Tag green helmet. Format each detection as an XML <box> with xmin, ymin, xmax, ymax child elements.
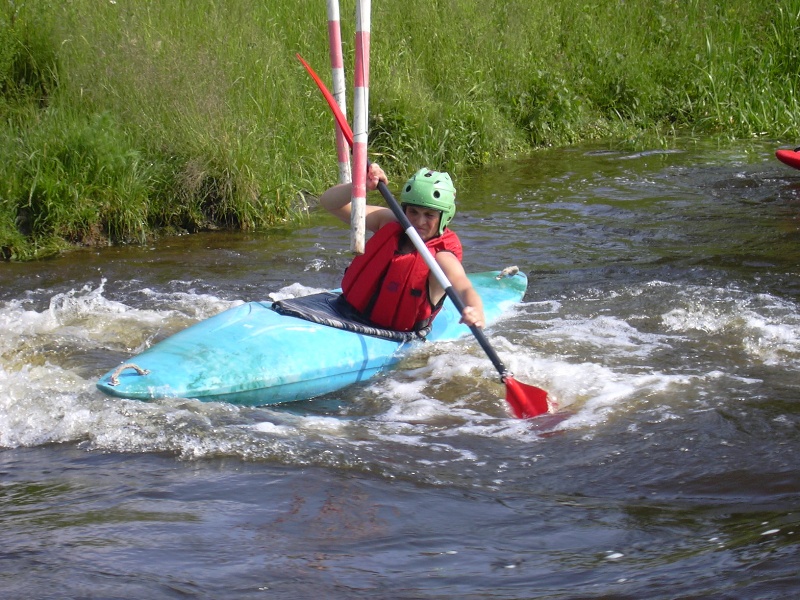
<box><xmin>400</xmin><ymin>168</ymin><xmax>457</xmax><ymax>236</ymax></box>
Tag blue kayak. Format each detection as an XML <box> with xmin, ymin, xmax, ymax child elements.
<box><xmin>96</xmin><ymin>269</ymin><xmax>527</xmax><ymax>406</ymax></box>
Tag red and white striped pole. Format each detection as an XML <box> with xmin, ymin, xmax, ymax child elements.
<box><xmin>350</xmin><ymin>0</ymin><xmax>370</xmax><ymax>254</ymax></box>
<box><xmin>326</xmin><ymin>0</ymin><xmax>350</xmax><ymax>184</ymax></box>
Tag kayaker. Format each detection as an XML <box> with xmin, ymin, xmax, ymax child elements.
<box><xmin>320</xmin><ymin>163</ymin><xmax>485</xmax><ymax>334</ymax></box>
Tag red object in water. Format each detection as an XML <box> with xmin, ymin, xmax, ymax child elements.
<box><xmin>776</xmin><ymin>149</ymin><xmax>800</xmax><ymax>171</ymax></box>
<box><xmin>505</xmin><ymin>376</ymin><xmax>550</xmax><ymax>419</ymax></box>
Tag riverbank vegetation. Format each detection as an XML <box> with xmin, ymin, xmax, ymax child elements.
<box><xmin>1</xmin><ymin>0</ymin><xmax>798</xmax><ymax>259</ymax></box>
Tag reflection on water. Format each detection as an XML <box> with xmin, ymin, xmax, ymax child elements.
<box><xmin>0</xmin><ymin>139</ymin><xmax>798</xmax><ymax>598</ymax></box>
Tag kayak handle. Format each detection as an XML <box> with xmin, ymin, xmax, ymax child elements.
<box><xmin>108</xmin><ymin>363</ymin><xmax>150</xmax><ymax>386</ymax></box>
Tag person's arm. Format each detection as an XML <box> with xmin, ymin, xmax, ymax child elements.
<box><xmin>319</xmin><ymin>163</ymin><xmax>395</xmax><ymax>233</ymax></box>
<box><xmin>435</xmin><ymin>252</ymin><xmax>485</xmax><ymax>328</ymax></box>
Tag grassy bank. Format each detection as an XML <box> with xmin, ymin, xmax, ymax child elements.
<box><xmin>1</xmin><ymin>0</ymin><xmax>798</xmax><ymax>260</ymax></box>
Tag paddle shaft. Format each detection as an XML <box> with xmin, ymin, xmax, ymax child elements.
<box><xmin>375</xmin><ymin>180</ymin><xmax>511</xmax><ymax>379</ymax></box>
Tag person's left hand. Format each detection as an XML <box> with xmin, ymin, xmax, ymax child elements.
<box><xmin>460</xmin><ymin>305</ymin><xmax>484</xmax><ymax>328</ymax></box>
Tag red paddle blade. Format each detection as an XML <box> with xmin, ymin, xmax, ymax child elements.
<box><xmin>505</xmin><ymin>376</ymin><xmax>549</xmax><ymax>419</ymax></box>
<box><xmin>296</xmin><ymin>53</ymin><xmax>354</xmax><ymax>147</ymax></box>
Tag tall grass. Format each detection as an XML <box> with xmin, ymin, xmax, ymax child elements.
<box><xmin>1</xmin><ymin>0</ymin><xmax>798</xmax><ymax>259</ymax></box>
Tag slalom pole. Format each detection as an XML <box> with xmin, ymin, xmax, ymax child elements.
<box><xmin>326</xmin><ymin>0</ymin><xmax>350</xmax><ymax>184</ymax></box>
<box><xmin>350</xmin><ymin>0</ymin><xmax>370</xmax><ymax>255</ymax></box>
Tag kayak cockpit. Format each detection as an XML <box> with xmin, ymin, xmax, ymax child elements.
<box><xmin>271</xmin><ymin>291</ymin><xmax>424</xmax><ymax>342</ymax></box>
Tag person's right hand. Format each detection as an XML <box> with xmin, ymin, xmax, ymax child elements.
<box><xmin>366</xmin><ymin>163</ymin><xmax>388</xmax><ymax>192</ymax></box>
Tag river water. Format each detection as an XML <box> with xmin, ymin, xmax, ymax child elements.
<box><xmin>1</xmin><ymin>139</ymin><xmax>798</xmax><ymax>599</ymax></box>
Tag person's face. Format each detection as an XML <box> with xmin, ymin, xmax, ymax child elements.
<box><xmin>404</xmin><ymin>205</ymin><xmax>442</xmax><ymax>241</ymax></box>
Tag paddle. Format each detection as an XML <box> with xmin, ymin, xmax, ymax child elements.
<box><xmin>297</xmin><ymin>54</ymin><xmax>550</xmax><ymax>418</ymax></box>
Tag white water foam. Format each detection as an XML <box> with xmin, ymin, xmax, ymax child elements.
<box><xmin>2</xmin><ymin>276</ymin><xmax>796</xmax><ymax>458</ymax></box>
<box><xmin>0</xmin><ymin>281</ymin><xmax>237</xmax><ymax>450</ymax></box>
<box><xmin>268</xmin><ymin>282</ymin><xmax>328</xmax><ymax>301</ymax></box>
<box><xmin>0</xmin><ymin>279</ymin><xmax>387</xmax><ymax>460</ymax></box>
<box><xmin>368</xmin><ymin>345</ymin><xmax>689</xmax><ymax>436</ymax></box>
<box><xmin>661</xmin><ymin>284</ymin><xmax>800</xmax><ymax>367</ymax></box>
<box><xmin>356</xmin><ymin>278</ymin><xmax>798</xmax><ymax>438</ymax></box>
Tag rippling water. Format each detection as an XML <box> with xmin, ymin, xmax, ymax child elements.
<box><xmin>1</xmin><ymin>140</ymin><xmax>798</xmax><ymax>598</ymax></box>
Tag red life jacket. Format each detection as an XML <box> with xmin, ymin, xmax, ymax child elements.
<box><xmin>341</xmin><ymin>221</ymin><xmax>463</xmax><ymax>331</ymax></box>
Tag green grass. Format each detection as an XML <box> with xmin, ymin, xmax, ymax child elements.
<box><xmin>1</xmin><ymin>0</ymin><xmax>799</xmax><ymax>259</ymax></box>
